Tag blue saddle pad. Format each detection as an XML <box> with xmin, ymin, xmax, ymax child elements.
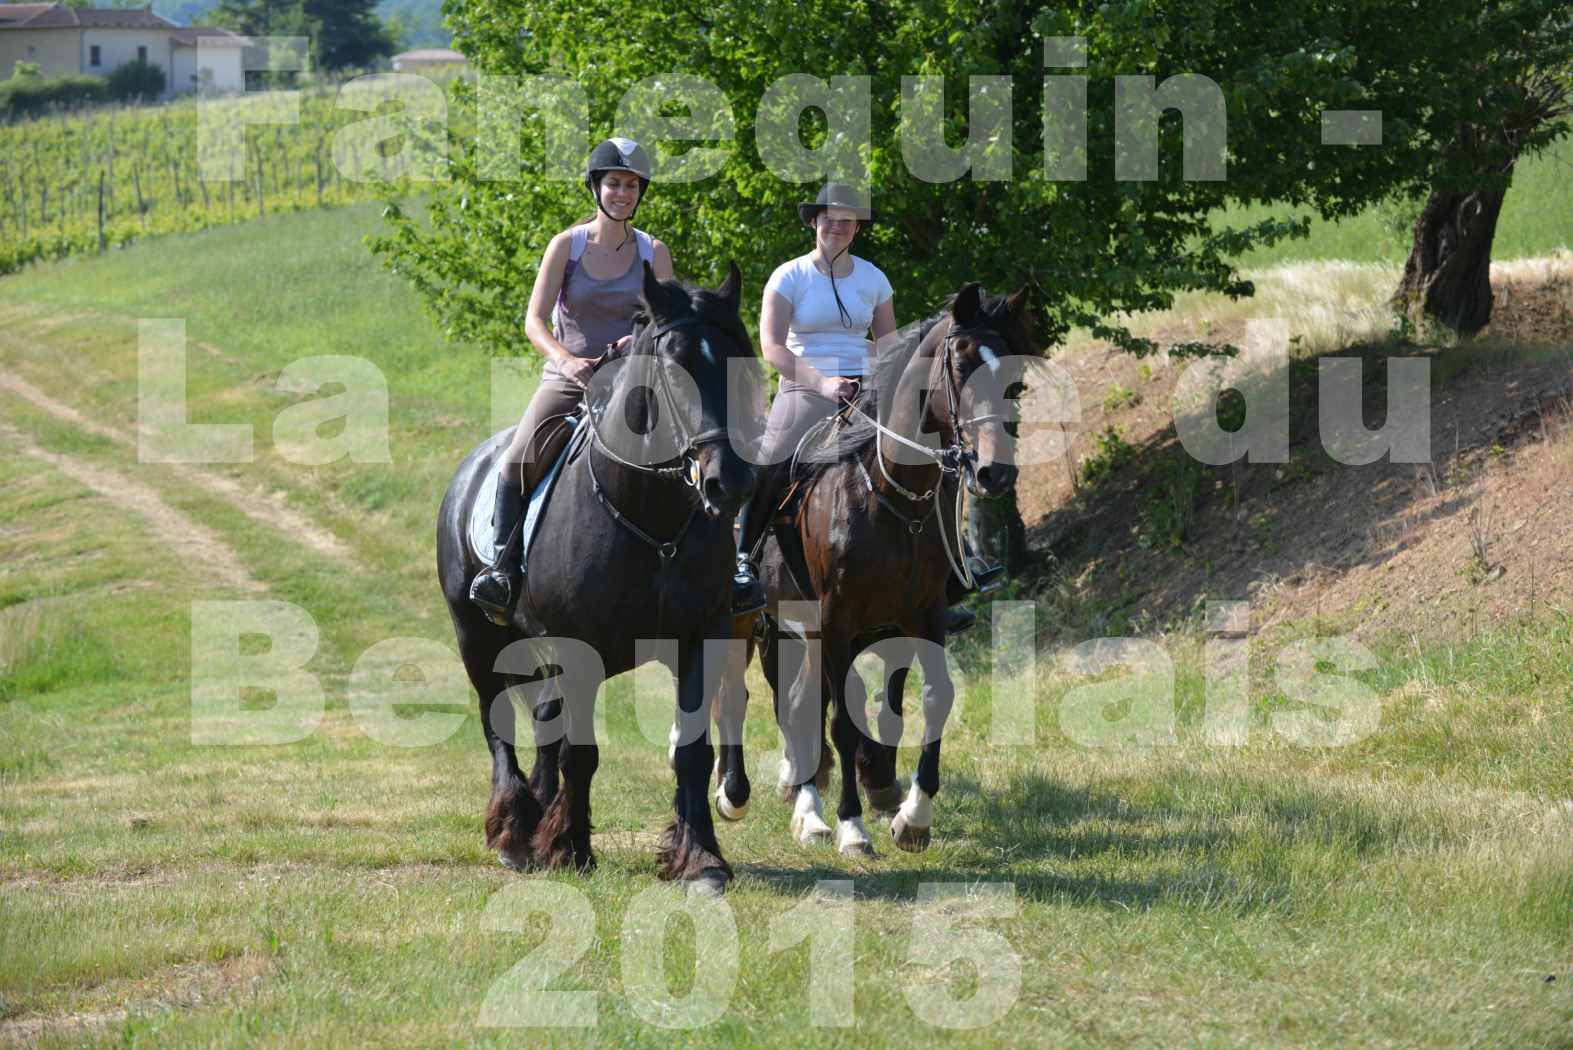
<box><xmin>468</xmin><ymin>417</ymin><xmax>582</xmax><ymax>573</ymax></box>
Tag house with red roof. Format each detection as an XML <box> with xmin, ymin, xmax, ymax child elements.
<box><xmin>0</xmin><ymin>3</ymin><xmax>248</xmax><ymax>96</ymax></box>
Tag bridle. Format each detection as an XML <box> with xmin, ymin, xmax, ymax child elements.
<box><xmin>583</xmin><ymin>314</ymin><xmax>739</xmax><ymax>562</ymax></box>
<box><xmin>837</xmin><ymin>319</ymin><xmax>1010</xmax><ymax>588</ymax></box>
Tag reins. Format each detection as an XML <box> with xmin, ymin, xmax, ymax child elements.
<box><xmin>831</xmin><ymin>321</ymin><xmax>1009</xmax><ymax>589</ymax></box>
<box><xmin>582</xmin><ymin>313</ymin><xmax>736</xmax><ymax>563</ymax></box>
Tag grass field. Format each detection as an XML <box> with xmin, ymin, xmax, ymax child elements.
<box><xmin>1214</xmin><ymin>128</ymin><xmax>1573</xmax><ymax>267</ymax></box>
<box><xmin>1</xmin><ymin>203</ymin><xmax>1571</xmax><ymax>1047</ymax></box>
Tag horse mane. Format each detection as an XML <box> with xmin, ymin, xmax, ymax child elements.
<box><xmin>790</xmin><ymin>286</ymin><xmax>1021</xmax><ymax>488</ymax></box>
<box><xmin>628</xmin><ymin>277</ymin><xmax>759</xmax><ymax>383</ymax></box>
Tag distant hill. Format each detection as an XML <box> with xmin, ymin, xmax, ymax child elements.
<box><xmin>147</xmin><ymin>0</ymin><xmax>452</xmax><ymax>49</ymax></box>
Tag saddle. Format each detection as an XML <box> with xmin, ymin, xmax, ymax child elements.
<box><xmin>759</xmin><ymin>404</ymin><xmax>867</xmax><ymax>604</ymax></box>
<box><xmin>468</xmin><ymin>416</ymin><xmax>587</xmax><ymax>574</ymax></box>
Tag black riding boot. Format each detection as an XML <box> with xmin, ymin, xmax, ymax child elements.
<box><xmin>470</xmin><ymin>475</ymin><xmax>524</xmax><ymax>623</ymax></box>
<box><xmin>731</xmin><ymin>501</ymin><xmax>768</xmax><ymax>616</ymax></box>
<box><xmin>944</xmin><ymin>545</ymin><xmax>1008</xmax><ymax>635</ymax></box>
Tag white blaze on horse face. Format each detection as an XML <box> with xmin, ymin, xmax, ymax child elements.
<box><xmin>699</xmin><ymin>337</ymin><xmax>716</xmax><ymax>365</ymax></box>
<box><xmin>977</xmin><ymin>343</ymin><xmax>1003</xmax><ymax>376</ymax></box>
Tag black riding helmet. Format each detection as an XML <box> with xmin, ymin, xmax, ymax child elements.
<box><xmin>584</xmin><ymin>137</ymin><xmax>652</xmax><ymax>227</ymax></box>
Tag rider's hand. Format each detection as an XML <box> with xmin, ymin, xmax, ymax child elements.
<box><xmin>559</xmin><ymin>355</ymin><xmax>597</xmax><ymax>389</ymax></box>
<box><xmin>610</xmin><ymin>334</ymin><xmax>633</xmax><ymax>353</ymax></box>
<box><xmin>819</xmin><ymin>375</ymin><xmax>859</xmax><ymax>403</ymax></box>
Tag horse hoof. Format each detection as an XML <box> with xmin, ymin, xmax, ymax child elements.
<box><xmin>890</xmin><ymin>783</ymin><xmax>934</xmax><ymax>853</ymax></box>
<box><xmin>864</xmin><ymin>779</ymin><xmax>906</xmax><ymax>816</ymax></box>
<box><xmin>837</xmin><ymin>817</ymin><xmax>875</xmax><ymax>857</ymax></box>
<box><xmin>793</xmin><ymin>817</ymin><xmax>833</xmax><ymax>846</ymax></box>
<box><xmin>791</xmin><ymin>786</ymin><xmax>833</xmax><ymax>845</ymax></box>
<box><xmin>684</xmin><ymin>867</ymin><xmax>731</xmax><ymax>898</ymax></box>
<box><xmin>715</xmin><ymin>784</ymin><xmax>749</xmax><ymax>822</ymax></box>
<box><xmin>497</xmin><ymin>849</ymin><xmax>533</xmax><ymax>873</ymax></box>
<box><xmin>890</xmin><ymin>815</ymin><xmax>931</xmax><ymax>853</ymax></box>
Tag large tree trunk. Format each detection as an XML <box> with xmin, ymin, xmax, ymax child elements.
<box><xmin>1391</xmin><ymin>181</ymin><xmax>1510</xmax><ymax>337</ymax></box>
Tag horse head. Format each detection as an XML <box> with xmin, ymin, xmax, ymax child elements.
<box><xmin>593</xmin><ymin>261</ymin><xmax>760</xmax><ymax>518</ymax></box>
<box><xmin>928</xmin><ymin>281</ymin><xmax>1040</xmax><ymax>499</ymax></box>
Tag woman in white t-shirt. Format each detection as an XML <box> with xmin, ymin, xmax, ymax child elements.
<box><xmin>732</xmin><ymin>183</ymin><xmax>896</xmax><ymax>613</ymax></box>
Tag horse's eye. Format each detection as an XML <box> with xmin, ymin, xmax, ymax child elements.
<box><xmin>1004</xmin><ymin>382</ymin><xmax>1027</xmax><ymax>400</ymax></box>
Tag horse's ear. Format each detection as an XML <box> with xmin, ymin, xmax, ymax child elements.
<box><xmin>951</xmin><ymin>283</ymin><xmax>983</xmax><ymax>326</ymax></box>
<box><xmin>1005</xmin><ymin>284</ymin><xmax>1030</xmax><ymax>316</ymax></box>
<box><xmin>641</xmin><ymin>260</ymin><xmax>682</xmax><ymax>319</ymax></box>
<box><xmin>717</xmin><ymin>261</ymin><xmax>742</xmax><ymax>313</ymax></box>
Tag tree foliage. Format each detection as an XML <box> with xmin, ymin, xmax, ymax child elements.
<box><xmin>369</xmin><ymin>0</ymin><xmax>1572</xmax><ymax>358</ymax></box>
<box><xmin>211</xmin><ymin>0</ymin><xmax>394</xmax><ymax>71</ymax></box>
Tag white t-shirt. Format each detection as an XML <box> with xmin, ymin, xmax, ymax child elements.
<box><xmin>764</xmin><ymin>254</ymin><xmax>894</xmax><ymax>377</ymax></box>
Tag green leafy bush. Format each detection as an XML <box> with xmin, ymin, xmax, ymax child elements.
<box><xmin>1079</xmin><ymin>426</ymin><xmax>1137</xmax><ymax>484</ymax></box>
<box><xmin>0</xmin><ymin>73</ymin><xmax>109</xmax><ymax>122</ymax></box>
<box><xmin>106</xmin><ymin>59</ymin><xmax>166</xmax><ymax>103</ymax></box>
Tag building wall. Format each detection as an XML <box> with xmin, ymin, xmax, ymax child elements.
<box><xmin>0</xmin><ymin>29</ymin><xmax>82</xmax><ymax>80</ymax></box>
<box><xmin>171</xmin><ymin>46</ymin><xmax>244</xmax><ymax>96</ymax></box>
<box><xmin>80</xmin><ymin>28</ymin><xmax>181</xmax><ymax>94</ymax></box>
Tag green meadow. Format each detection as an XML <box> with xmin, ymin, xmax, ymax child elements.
<box><xmin>1214</xmin><ymin>127</ymin><xmax>1573</xmax><ymax>267</ymax></box>
<box><xmin>1</xmin><ymin>201</ymin><xmax>1570</xmax><ymax>1047</ymax></box>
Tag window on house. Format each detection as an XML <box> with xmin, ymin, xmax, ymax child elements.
<box><xmin>137</xmin><ymin>45</ymin><xmax>148</xmax><ymax>63</ymax></box>
<box><xmin>90</xmin><ymin>45</ymin><xmax>101</xmax><ymax>67</ymax></box>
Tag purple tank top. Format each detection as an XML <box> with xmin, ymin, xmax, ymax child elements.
<box><xmin>550</xmin><ymin>226</ymin><xmax>654</xmax><ymax>374</ymax></box>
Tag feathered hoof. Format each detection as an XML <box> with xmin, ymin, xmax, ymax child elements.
<box><xmin>496</xmin><ymin>847</ymin><xmax>535</xmax><ymax>873</ymax></box>
<box><xmin>683</xmin><ymin>867</ymin><xmax>731</xmax><ymax>898</ymax></box>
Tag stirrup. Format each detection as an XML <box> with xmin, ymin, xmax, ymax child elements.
<box><xmin>968</xmin><ymin>558</ymin><xmax>1007</xmax><ymax>593</ymax></box>
<box><xmin>469</xmin><ymin>567</ymin><xmax>514</xmax><ymax>625</ymax></box>
<box><xmin>732</xmin><ymin>560</ymin><xmax>766</xmax><ymax>617</ymax></box>
<box><xmin>945</xmin><ymin>605</ymin><xmax>976</xmax><ymax>635</ymax></box>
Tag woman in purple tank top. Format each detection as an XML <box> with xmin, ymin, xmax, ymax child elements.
<box><xmin>470</xmin><ymin>138</ymin><xmax>676</xmax><ymax>619</ymax></box>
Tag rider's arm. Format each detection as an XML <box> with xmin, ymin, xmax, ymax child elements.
<box><xmin>523</xmin><ymin>231</ymin><xmax>576</xmax><ymax>368</ymax></box>
<box><xmin>651</xmin><ymin>238</ymin><xmax>675</xmax><ymax>281</ymax></box>
<box><xmin>869</xmin><ymin>296</ymin><xmax>897</xmax><ymax>349</ymax></box>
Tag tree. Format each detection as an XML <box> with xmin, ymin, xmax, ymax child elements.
<box><xmin>299</xmin><ymin>0</ymin><xmax>395</xmax><ymax>72</ymax></box>
<box><xmin>368</xmin><ymin>0</ymin><xmax>1570</xmax><ymax>559</ymax></box>
<box><xmin>1390</xmin><ymin>12</ymin><xmax>1572</xmax><ymax>336</ymax></box>
<box><xmin>210</xmin><ymin>0</ymin><xmax>394</xmax><ymax>71</ymax></box>
<box><xmin>209</xmin><ymin>0</ymin><xmax>304</xmax><ymax>38</ymax></box>
<box><xmin>373</xmin><ymin>0</ymin><xmax>1566</xmax><ymax>356</ymax></box>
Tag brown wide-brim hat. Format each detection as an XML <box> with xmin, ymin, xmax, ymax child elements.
<box><xmin>797</xmin><ymin>182</ymin><xmax>875</xmax><ymax>225</ymax></box>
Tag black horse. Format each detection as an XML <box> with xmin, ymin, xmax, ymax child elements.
<box><xmin>717</xmin><ymin>283</ymin><xmax>1040</xmax><ymax>856</ymax></box>
<box><xmin>437</xmin><ymin>263</ymin><xmax>760</xmax><ymax>895</ymax></box>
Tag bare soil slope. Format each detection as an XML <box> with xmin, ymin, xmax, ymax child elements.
<box><xmin>1014</xmin><ymin>257</ymin><xmax>1573</xmax><ymax>642</ymax></box>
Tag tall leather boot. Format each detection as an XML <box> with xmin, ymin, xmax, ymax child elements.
<box><xmin>469</xmin><ymin>475</ymin><xmax>524</xmax><ymax>623</ymax></box>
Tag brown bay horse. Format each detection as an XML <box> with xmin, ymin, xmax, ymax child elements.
<box><xmin>715</xmin><ymin>283</ymin><xmax>1041</xmax><ymax>856</ymax></box>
